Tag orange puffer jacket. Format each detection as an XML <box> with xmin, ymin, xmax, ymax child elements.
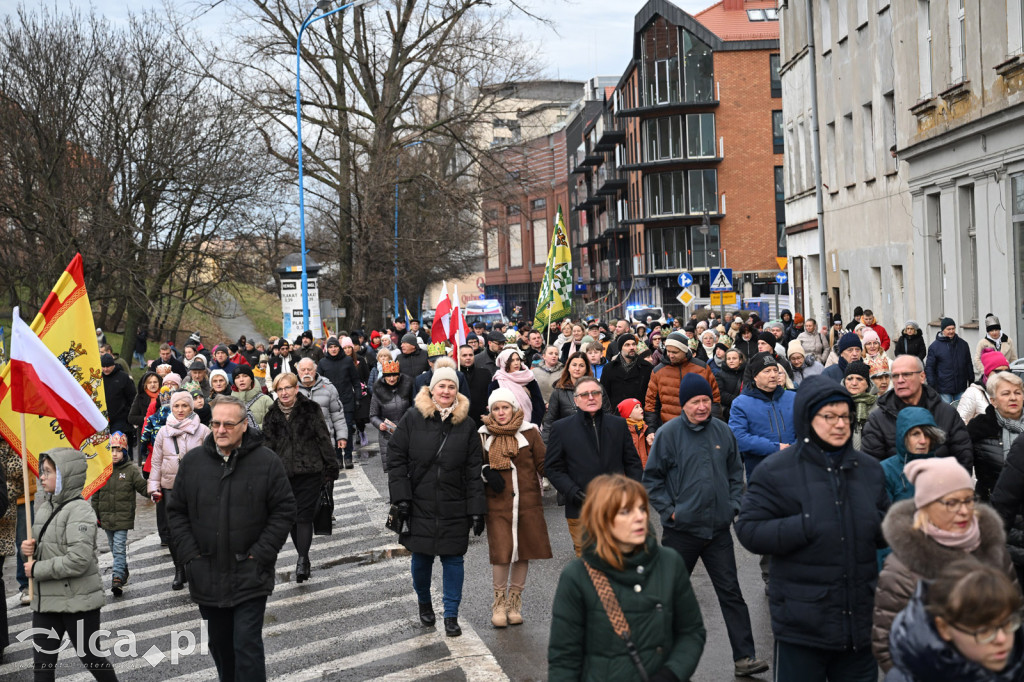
<box><xmin>644</xmin><ymin>360</ymin><xmax>721</xmax><ymax>430</ymax></box>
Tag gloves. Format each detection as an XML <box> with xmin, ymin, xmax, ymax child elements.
<box><xmin>471</xmin><ymin>515</ymin><xmax>485</xmax><ymax>536</ymax></box>
<box><xmin>396</xmin><ymin>501</ymin><xmax>411</xmax><ymax>524</ymax></box>
<box><xmin>151</xmin><ymin>490</ymin><xmax>163</xmax><ymax>503</ymax></box>
<box><xmin>482</xmin><ymin>467</ymin><xmax>505</xmax><ymax>494</ymax></box>
<box><xmin>573</xmin><ymin>490</ymin><xmax>586</xmax><ymax>507</ymax></box>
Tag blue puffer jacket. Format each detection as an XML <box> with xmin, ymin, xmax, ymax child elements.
<box><xmin>880</xmin><ymin>407</ymin><xmax>941</xmax><ymax>505</ymax></box>
<box><xmin>736</xmin><ymin>375</ymin><xmax>890</xmax><ymax>651</ymax></box>
<box><xmin>886</xmin><ymin>583</ymin><xmax>1024</xmax><ymax>681</ymax></box>
<box><xmin>925</xmin><ymin>332</ymin><xmax>975</xmax><ymax>395</ymax></box>
<box><xmin>728</xmin><ymin>384</ymin><xmax>796</xmax><ymax>459</ymax></box>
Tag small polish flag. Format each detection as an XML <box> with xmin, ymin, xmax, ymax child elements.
<box><xmin>9</xmin><ymin>308</ymin><xmax>107</xmax><ymax>449</ymax></box>
<box><xmin>450</xmin><ymin>286</ymin><xmax>469</xmax><ymax>348</ymax></box>
<box><xmin>431</xmin><ymin>281</ymin><xmax>453</xmax><ymax>344</ymax></box>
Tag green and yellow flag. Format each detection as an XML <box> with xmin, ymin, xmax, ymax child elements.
<box><xmin>534</xmin><ymin>206</ymin><xmax>573</xmax><ymax>330</ymax></box>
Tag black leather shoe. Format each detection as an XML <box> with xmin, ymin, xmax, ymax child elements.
<box><xmin>418</xmin><ymin>602</ymin><xmax>435</xmax><ymax>627</ymax></box>
<box><xmin>444</xmin><ymin>617</ymin><xmax>462</xmax><ymax>637</ymax></box>
<box><xmin>344</xmin><ymin>457</ymin><xmax>354</xmax><ymax>470</ymax></box>
<box><xmin>171</xmin><ymin>565</ymin><xmax>185</xmax><ymax>591</ymax></box>
<box><xmin>296</xmin><ymin>557</ymin><xmax>311</xmax><ymax>583</ymax></box>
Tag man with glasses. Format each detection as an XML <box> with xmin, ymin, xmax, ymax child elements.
<box><xmin>168</xmin><ymin>395</ymin><xmax>296</xmax><ymax>681</ymax></box>
<box><xmin>545</xmin><ymin>376</ymin><xmax>643</xmax><ymax>556</ymax></box>
<box><xmin>861</xmin><ymin>355</ymin><xmax>973</xmax><ymax>471</ymax></box>
<box><xmin>737</xmin><ymin>376</ymin><xmax>889</xmax><ymax>681</ymax></box>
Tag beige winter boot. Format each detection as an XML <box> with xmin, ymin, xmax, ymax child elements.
<box><xmin>507</xmin><ymin>589</ymin><xmax>523</xmax><ymax>625</ymax></box>
<box><xmin>490</xmin><ymin>589</ymin><xmax>508</xmax><ymax>628</ymax></box>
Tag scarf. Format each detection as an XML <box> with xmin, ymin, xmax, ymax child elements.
<box><xmin>482</xmin><ymin>410</ymin><xmax>525</xmax><ymax>470</ymax></box>
<box><xmin>922</xmin><ymin>516</ymin><xmax>982</xmax><ymax>552</ymax></box>
<box><xmin>626</xmin><ymin>418</ymin><xmax>646</xmax><ymax>435</ymax></box>
<box><xmin>491</xmin><ymin>368</ymin><xmax>536</xmax><ymax>423</ymax></box>
<box><xmin>851</xmin><ymin>392</ymin><xmax>877</xmax><ymax>424</ymax></box>
<box><xmin>164</xmin><ymin>411</ymin><xmax>200</xmax><ymax>436</ymax></box>
<box><xmin>278</xmin><ymin>400</ymin><xmax>296</xmax><ymax>419</ymax></box>
<box><xmin>995</xmin><ymin>410</ymin><xmax>1024</xmax><ymax>435</ymax></box>
<box><xmin>987</xmin><ymin>334</ymin><xmax>1003</xmax><ymax>351</ymax></box>
<box><xmin>432</xmin><ymin>397</ymin><xmax>454</xmax><ymax>421</ymax></box>
<box><xmin>145</xmin><ymin>387</ymin><xmax>160</xmax><ymax>400</ymax></box>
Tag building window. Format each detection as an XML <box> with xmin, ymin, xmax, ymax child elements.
<box><xmin>862</xmin><ymin>102</ymin><xmax>875</xmax><ymax>180</ymax></box>
<box><xmin>646</xmin><ymin>226</ymin><xmax>688</xmax><ymax>271</ymax></box>
<box><xmin>645</xmin><ymin>171</ymin><xmax>686</xmax><ymax>217</ymax></box>
<box><xmin>688</xmin><ymin>170</ymin><xmax>718</xmax><ymax>214</ymax></box>
<box><xmin>882</xmin><ymin>92</ymin><xmax>897</xmax><ymax>174</ymax></box>
<box><xmin>509</xmin><ymin>223</ymin><xmax>523</xmax><ymax>268</ymax></box>
<box><xmin>530</xmin><ymin>198</ymin><xmax>546</xmax><ymax>212</ymax></box>
<box><xmin>950</xmin><ymin>0</ymin><xmax>966</xmax><ymax>84</ymax></box>
<box><xmin>772</xmin><ymin>110</ymin><xmax>784</xmax><ymax>153</ymax></box>
<box><xmin>926</xmin><ymin>193</ymin><xmax>944</xmax><ymax>316</ymax></box>
<box><xmin>821</xmin><ymin>0</ymin><xmax>832</xmax><ymax>50</ymax></box>
<box><xmin>842</xmin><ymin>113</ymin><xmax>855</xmax><ymax>185</ymax></box>
<box><xmin>769</xmin><ymin>54</ymin><xmax>782</xmax><ymax>97</ymax></box>
<box><xmin>682</xmin><ymin>30</ymin><xmax>715</xmax><ymax>103</ymax></box>
<box><xmin>959</xmin><ymin>185</ymin><xmax>977</xmax><ymax>323</ymax></box>
<box><xmin>825</xmin><ymin>121</ymin><xmax>837</xmax><ymax>190</ymax></box>
<box><xmin>644</xmin><ymin>116</ymin><xmax>684</xmax><ymax>161</ymax></box>
<box><xmin>919</xmin><ymin>1</ymin><xmax>933</xmax><ymax>98</ymax></box>
<box><xmin>686</xmin><ymin>113</ymin><xmax>716</xmax><ymax>158</ymax></box>
<box><xmin>690</xmin><ymin>224</ymin><xmax>720</xmax><ymax>269</ymax></box>
<box><xmin>641</xmin><ymin>18</ymin><xmax>681</xmax><ymax>106</ymax></box>
<box><xmin>506</xmin><ymin>204</ymin><xmax>520</xmax><ymax>216</ymax></box>
<box><xmin>775</xmin><ymin>166</ymin><xmax>785</xmax><ymax>201</ymax></box>
<box><xmin>1009</xmin><ymin>0</ymin><xmax>1024</xmax><ymax>56</ymax></box>
<box><xmin>856</xmin><ymin>0</ymin><xmax>868</xmax><ymax>27</ymax></box>
<box><xmin>837</xmin><ymin>0</ymin><xmax>848</xmax><ymax>40</ymax></box>
<box><xmin>532</xmin><ymin>219</ymin><xmax>548</xmax><ymax>264</ymax></box>
<box><xmin>1013</xmin><ymin>174</ymin><xmax>1024</xmax><ymax>343</ymax></box>
<box><xmin>777</xmin><ymin>222</ymin><xmax>788</xmax><ymax>256</ymax></box>
<box><xmin>486</xmin><ymin>230</ymin><xmax>499</xmax><ymax>270</ymax></box>
<box><xmin>748</xmin><ymin>9</ymin><xmax>766</xmax><ymax>21</ymax></box>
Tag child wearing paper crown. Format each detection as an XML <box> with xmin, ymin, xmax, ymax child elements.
<box><xmin>90</xmin><ymin>432</ymin><xmax>150</xmax><ymax>596</ymax></box>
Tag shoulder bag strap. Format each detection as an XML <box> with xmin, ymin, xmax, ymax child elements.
<box><xmin>582</xmin><ymin>560</ymin><xmax>649</xmax><ymax>682</ymax></box>
<box><xmin>33</xmin><ymin>497</ymin><xmax>82</xmax><ymax>558</ymax></box>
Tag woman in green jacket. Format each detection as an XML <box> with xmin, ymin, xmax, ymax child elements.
<box><xmin>21</xmin><ymin>448</ymin><xmax>116</xmax><ymax>681</ymax></box>
<box><xmin>548</xmin><ymin>474</ymin><xmax>706</xmax><ymax>682</ymax></box>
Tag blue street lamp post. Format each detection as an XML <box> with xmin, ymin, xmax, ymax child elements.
<box><xmin>394</xmin><ymin>140</ymin><xmax>426</xmax><ymax>322</ymax></box>
<box><xmin>295</xmin><ymin>0</ymin><xmax>377</xmax><ymax>332</ymax></box>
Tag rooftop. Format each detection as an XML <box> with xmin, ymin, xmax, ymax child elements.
<box><xmin>694</xmin><ymin>0</ymin><xmax>780</xmax><ymax>42</ymax></box>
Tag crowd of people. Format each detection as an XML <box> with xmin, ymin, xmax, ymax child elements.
<box><xmin>5</xmin><ymin>303</ymin><xmax>1024</xmax><ymax>680</ymax></box>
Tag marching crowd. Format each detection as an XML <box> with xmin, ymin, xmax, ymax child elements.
<box><xmin>3</xmin><ymin>304</ymin><xmax>1024</xmax><ymax>680</ymax></box>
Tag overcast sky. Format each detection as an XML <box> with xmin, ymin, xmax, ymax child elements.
<box><xmin>73</xmin><ymin>0</ymin><xmax>712</xmax><ymax>82</ymax></box>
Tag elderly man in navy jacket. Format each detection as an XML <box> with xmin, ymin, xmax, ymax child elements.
<box><xmin>545</xmin><ymin>376</ymin><xmax>643</xmax><ymax>557</ymax></box>
<box><xmin>644</xmin><ymin>373</ymin><xmax>769</xmax><ymax>678</ymax></box>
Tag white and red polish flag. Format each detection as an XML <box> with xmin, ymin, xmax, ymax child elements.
<box><xmin>9</xmin><ymin>308</ymin><xmax>106</xmax><ymax>449</ymax></box>
<box><xmin>431</xmin><ymin>281</ymin><xmax>453</xmax><ymax>344</ymax></box>
<box><xmin>450</xmin><ymin>285</ymin><xmax>469</xmax><ymax>348</ymax></box>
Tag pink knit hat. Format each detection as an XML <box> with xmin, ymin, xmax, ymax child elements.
<box><xmin>981</xmin><ymin>348</ymin><xmax>1009</xmax><ymax>380</ymax></box>
<box><xmin>904</xmin><ymin>457</ymin><xmax>974</xmax><ymax>509</ymax></box>
<box><xmin>861</xmin><ymin>329</ymin><xmax>881</xmax><ymax>347</ymax></box>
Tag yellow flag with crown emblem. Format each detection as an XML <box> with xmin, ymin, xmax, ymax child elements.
<box><xmin>0</xmin><ymin>255</ymin><xmax>112</xmax><ymax>498</ymax></box>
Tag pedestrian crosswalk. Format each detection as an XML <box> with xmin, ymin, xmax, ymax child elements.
<box><xmin>0</xmin><ymin>454</ymin><xmax>508</xmax><ymax>681</ymax></box>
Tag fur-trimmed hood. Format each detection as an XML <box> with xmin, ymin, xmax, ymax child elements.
<box><xmin>883</xmin><ymin>499</ymin><xmax>1008</xmax><ymax>578</ymax></box>
<box><xmin>414</xmin><ymin>385</ymin><xmax>470</xmax><ymax>425</ymax></box>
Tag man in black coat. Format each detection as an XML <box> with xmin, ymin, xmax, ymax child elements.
<box><xmin>735</xmin><ymin>376</ymin><xmax>889</xmax><ymax>679</ymax></box>
<box><xmin>459</xmin><ymin>344</ymin><xmax>491</xmax><ymax>427</ymax></box>
<box><xmin>396</xmin><ymin>334</ymin><xmax>429</xmax><ymax>379</ymax></box>
<box><xmin>101</xmin><ymin>354</ymin><xmax>136</xmax><ymax>441</ymax></box>
<box><xmin>318</xmin><ymin>337</ymin><xmax>362</xmax><ymax>463</ymax></box>
<box><xmin>545</xmin><ymin>376</ymin><xmax>644</xmax><ymax>556</ymax></box>
<box><xmin>167</xmin><ymin>397</ymin><xmax>296</xmax><ymax>681</ymax></box>
<box><xmin>860</xmin><ymin>354</ymin><xmax>973</xmax><ymax>471</ymax></box>
<box><xmin>600</xmin><ymin>333</ymin><xmax>653</xmax><ymax>408</ymax></box>
<box><xmin>147</xmin><ymin>343</ymin><xmax>188</xmax><ymax>377</ymax></box>
<box><xmin>473</xmin><ymin>331</ymin><xmax>503</xmax><ymax>375</ymax></box>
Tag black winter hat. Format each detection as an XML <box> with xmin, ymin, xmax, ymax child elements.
<box><xmin>233</xmin><ymin>365</ymin><xmax>255</xmax><ymax>383</ymax></box>
<box><xmin>100</xmin><ymin>354</ymin><xmax>116</xmax><ymax>368</ymax></box>
<box><xmin>844</xmin><ymin>361</ymin><xmax>871</xmax><ymax>383</ymax></box>
<box><xmin>616</xmin><ymin>333</ymin><xmax>638</xmax><ymax>354</ymax></box>
<box><xmin>757</xmin><ymin>331</ymin><xmax>778</xmax><ymax>349</ymax></box>
<box><xmin>302</xmin><ymin>330</ymin><xmax>314</xmax><ymax>339</ymax></box>
<box><xmin>747</xmin><ymin>352</ymin><xmax>778</xmax><ymax>378</ymax></box>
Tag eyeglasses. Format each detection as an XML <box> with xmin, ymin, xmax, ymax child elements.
<box><xmin>277</xmin><ymin>384</ymin><xmax>298</xmax><ymax>392</ymax></box>
<box><xmin>39</xmin><ymin>469</ymin><xmax>53</xmax><ymax>479</ymax></box>
<box><xmin>210</xmin><ymin>420</ymin><xmax>243</xmax><ymax>431</ymax></box>
<box><xmin>575</xmin><ymin>390</ymin><xmax>602</xmax><ymax>400</ymax></box>
<box><xmin>949</xmin><ymin>613</ymin><xmax>1021</xmax><ymax>644</ymax></box>
<box><xmin>815</xmin><ymin>413</ymin><xmax>852</xmax><ymax>424</ymax></box>
<box><xmin>937</xmin><ymin>494</ymin><xmax>978</xmax><ymax>512</ymax></box>
<box><xmin>891</xmin><ymin>372</ymin><xmax>923</xmax><ymax>381</ymax></box>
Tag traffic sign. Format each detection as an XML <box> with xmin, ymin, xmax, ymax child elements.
<box><xmin>676</xmin><ymin>288</ymin><xmax>695</xmax><ymax>307</ymax></box>
<box><xmin>775</xmin><ymin>271</ymin><xmax>788</xmax><ymax>284</ymax></box>
<box><xmin>776</xmin><ymin>257</ymin><xmax>788</xmax><ymax>271</ymax></box>
<box><xmin>710</xmin><ymin>268</ymin><xmax>733</xmax><ymax>292</ymax></box>
<box><xmin>710</xmin><ymin>292</ymin><xmax>738</xmax><ymax>306</ymax></box>
<box><xmin>677</xmin><ymin>272</ymin><xmax>693</xmax><ymax>288</ymax></box>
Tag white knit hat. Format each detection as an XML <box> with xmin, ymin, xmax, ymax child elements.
<box><xmin>429</xmin><ymin>366</ymin><xmax>459</xmax><ymax>391</ymax></box>
<box><xmin>487</xmin><ymin>387</ymin><xmax>520</xmax><ymax>411</ymax></box>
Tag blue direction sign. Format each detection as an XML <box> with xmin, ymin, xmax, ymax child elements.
<box><xmin>775</xmin><ymin>271</ymin><xmax>789</xmax><ymax>284</ymax></box>
<box><xmin>677</xmin><ymin>272</ymin><xmax>693</xmax><ymax>288</ymax></box>
<box><xmin>709</xmin><ymin>268</ymin><xmax>733</xmax><ymax>292</ymax></box>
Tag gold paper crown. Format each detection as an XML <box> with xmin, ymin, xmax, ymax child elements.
<box><xmin>382</xmin><ymin>360</ymin><xmax>401</xmax><ymax>374</ymax></box>
<box><xmin>427</xmin><ymin>342</ymin><xmax>448</xmax><ymax>358</ymax></box>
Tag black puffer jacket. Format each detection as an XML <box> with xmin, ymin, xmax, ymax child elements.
<box><xmin>368</xmin><ymin>374</ymin><xmax>415</xmax><ymax>455</ymax></box>
<box><xmin>167</xmin><ymin>430</ymin><xmax>296</xmax><ymax>608</ymax></box>
<box><xmin>715</xmin><ymin>363</ymin><xmax>745</xmax><ymax>421</ymax></box>
<box><xmin>261</xmin><ymin>394</ymin><xmax>339</xmax><ymax>480</ymax></box>
<box><xmin>318</xmin><ymin>352</ymin><xmax>361</xmax><ymax>412</ymax></box>
<box><xmin>892</xmin><ymin>333</ymin><xmax>926</xmax><ymax>361</ymax></box>
<box><xmin>860</xmin><ymin>383</ymin><xmax>973</xmax><ymax>472</ymax></box>
<box><xmin>968</xmin><ymin>405</ymin><xmax>1024</xmax><ymax>501</ymax></box>
<box><xmin>101</xmin><ymin>365</ymin><xmax>136</xmax><ymax>431</ymax></box>
<box><xmin>386</xmin><ymin>388</ymin><xmax>486</xmax><ymax>556</ymax></box>
<box><xmin>736</xmin><ymin>376</ymin><xmax>889</xmax><ymax>651</ymax></box>
<box><xmin>600</xmin><ymin>355</ymin><xmax>653</xmax><ymax>409</ymax></box>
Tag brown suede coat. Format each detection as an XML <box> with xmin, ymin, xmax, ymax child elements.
<box><xmin>479</xmin><ymin>423</ymin><xmax>552</xmax><ymax>565</ymax></box>
<box><xmin>872</xmin><ymin>500</ymin><xmax>1016</xmax><ymax>672</ymax></box>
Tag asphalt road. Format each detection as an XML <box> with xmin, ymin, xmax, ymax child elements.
<box><xmin>0</xmin><ymin>439</ymin><xmax>777</xmax><ymax>681</ymax></box>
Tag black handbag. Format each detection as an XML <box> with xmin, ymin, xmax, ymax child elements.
<box><xmin>385</xmin><ymin>503</ymin><xmax>410</xmax><ymax>535</ymax></box>
<box><xmin>312</xmin><ymin>483</ymin><xmax>334</xmax><ymax>536</ymax></box>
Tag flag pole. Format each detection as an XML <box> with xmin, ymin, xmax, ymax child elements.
<box><xmin>13</xmin><ymin>309</ymin><xmax>35</xmax><ymax>601</ymax></box>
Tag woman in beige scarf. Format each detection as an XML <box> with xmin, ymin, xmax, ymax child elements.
<box><xmin>479</xmin><ymin>387</ymin><xmax>552</xmax><ymax>629</ymax></box>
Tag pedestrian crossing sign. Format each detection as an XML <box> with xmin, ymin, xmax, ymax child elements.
<box><xmin>710</xmin><ymin>268</ymin><xmax>733</xmax><ymax>292</ymax></box>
